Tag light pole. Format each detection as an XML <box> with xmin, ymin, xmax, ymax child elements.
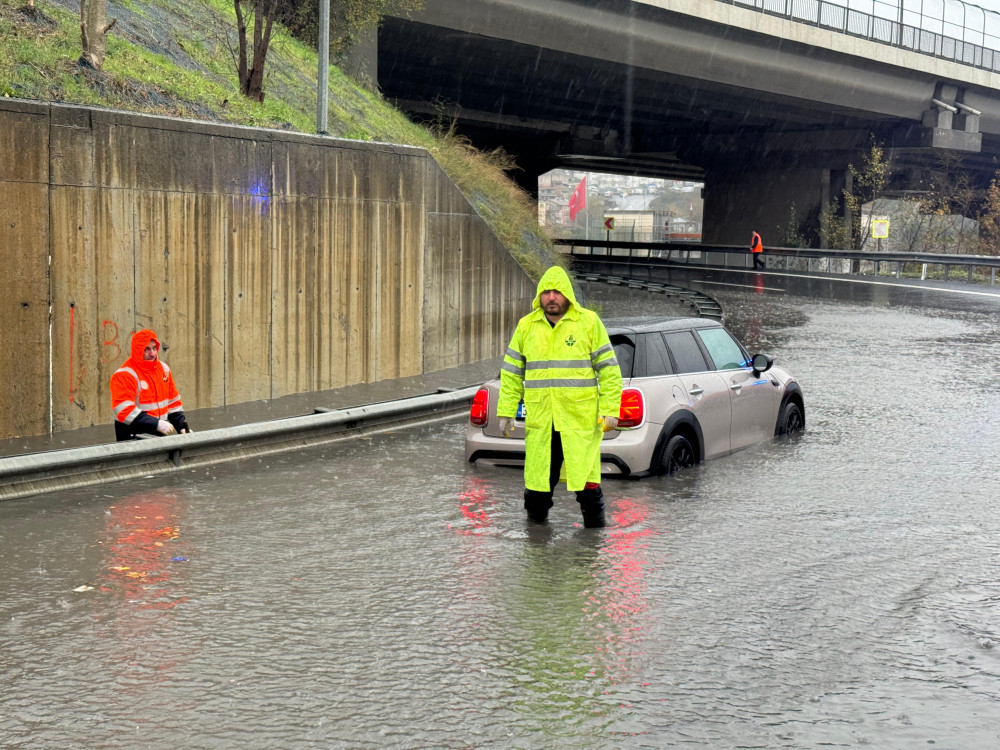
<box><xmin>317</xmin><ymin>0</ymin><xmax>330</xmax><ymax>134</ymax></box>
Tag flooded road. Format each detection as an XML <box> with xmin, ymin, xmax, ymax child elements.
<box><xmin>2</xmin><ymin>272</ymin><xmax>999</xmax><ymax>748</ymax></box>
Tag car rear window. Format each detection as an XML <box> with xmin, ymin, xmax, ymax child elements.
<box><xmin>641</xmin><ymin>332</ymin><xmax>674</xmax><ymax>376</ymax></box>
<box><xmin>610</xmin><ymin>335</ymin><xmax>635</xmax><ymax>378</ymax></box>
<box><xmin>696</xmin><ymin>328</ymin><xmax>749</xmax><ymax>370</ymax></box>
<box><xmin>662</xmin><ymin>331</ymin><xmax>709</xmax><ymax>374</ymax></box>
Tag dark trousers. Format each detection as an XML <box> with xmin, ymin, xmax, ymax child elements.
<box><xmin>753</xmin><ymin>253</ymin><xmax>765</xmax><ymax>269</ymax></box>
<box><xmin>523</xmin><ymin>429</ymin><xmax>605</xmax><ymax>521</ymax></box>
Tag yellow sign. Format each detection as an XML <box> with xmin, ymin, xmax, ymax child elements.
<box><xmin>872</xmin><ymin>219</ymin><xmax>890</xmax><ymax>239</ymax></box>
<box><xmin>604</xmin><ymin>217</ymin><xmax>615</xmax><ymax>231</ymax></box>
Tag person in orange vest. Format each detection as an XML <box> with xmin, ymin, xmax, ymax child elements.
<box><xmin>110</xmin><ymin>329</ymin><xmax>192</xmax><ymax>441</ymax></box>
<box><xmin>750</xmin><ymin>230</ymin><xmax>765</xmax><ymax>269</ymax></box>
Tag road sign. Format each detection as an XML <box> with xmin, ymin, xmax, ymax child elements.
<box><xmin>872</xmin><ymin>219</ymin><xmax>890</xmax><ymax>239</ymax></box>
<box><xmin>604</xmin><ymin>217</ymin><xmax>615</xmax><ymax>230</ymax></box>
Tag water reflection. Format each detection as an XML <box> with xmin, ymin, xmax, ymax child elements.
<box><xmin>97</xmin><ymin>490</ymin><xmax>196</xmax><ymax>710</ymax></box>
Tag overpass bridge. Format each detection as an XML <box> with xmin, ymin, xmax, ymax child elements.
<box><xmin>363</xmin><ymin>0</ymin><xmax>1000</xmax><ymax>243</ymax></box>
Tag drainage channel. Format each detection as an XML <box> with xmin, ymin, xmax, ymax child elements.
<box><xmin>581</xmin><ymin>272</ymin><xmax>723</xmax><ymax>319</ymax></box>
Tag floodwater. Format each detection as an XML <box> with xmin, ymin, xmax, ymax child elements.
<box><xmin>2</xmin><ymin>270</ymin><xmax>999</xmax><ymax>749</ymax></box>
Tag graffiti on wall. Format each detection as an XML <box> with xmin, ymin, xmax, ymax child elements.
<box><xmin>66</xmin><ymin>305</ymin><xmax>136</xmax><ymax>413</ymax></box>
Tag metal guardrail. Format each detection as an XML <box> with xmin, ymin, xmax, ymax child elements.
<box><xmin>578</xmin><ymin>271</ymin><xmax>723</xmax><ymax>318</ymax></box>
<box><xmin>718</xmin><ymin>0</ymin><xmax>1000</xmax><ymax>74</ymax></box>
<box><xmin>556</xmin><ymin>239</ymin><xmax>1000</xmax><ymax>286</ymax></box>
<box><xmin>0</xmin><ymin>387</ymin><xmax>479</xmax><ymax>502</ymax></box>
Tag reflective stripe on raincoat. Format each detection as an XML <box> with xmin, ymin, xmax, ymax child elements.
<box><xmin>497</xmin><ymin>266</ymin><xmax>622</xmax><ymax>492</ymax></box>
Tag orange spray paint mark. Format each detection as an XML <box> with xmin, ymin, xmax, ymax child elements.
<box><xmin>69</xmin><ymin>303</ymin><xmax>76</xmax><ymax>403</ymax></box>
<box><xmin>68</xmin><ymin>303</ymin><xmax>87</xmax><ymax>408</ymax></box>
<box><xmin>101</xmin><ymin>319</ymin><xmax>121</xmax><ymax>363</ymax></box>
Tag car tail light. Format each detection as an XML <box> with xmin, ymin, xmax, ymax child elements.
<box><xmin>618</xmin><ymin>388</ymin><xmax>644</xmax><ymax>428</ymax></box>
<box><xmin>470</xmin><ymin>388</ymin><xmax>489</xmax><ymax>427</ymax></box>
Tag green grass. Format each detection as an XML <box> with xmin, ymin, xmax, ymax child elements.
<box><xmin>0</xmin><ymin>0</ymin><xmax>562</xmax><ymax>279</ymax></box>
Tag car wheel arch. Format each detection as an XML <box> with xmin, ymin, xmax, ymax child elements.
<box><xmin>775</xmin><ymin>384</ymin><xmax>806</xmax><ymax>436</ymax></box>
<box><xmin>650</xmin><ymin>410</ymin><xmax>704</xmax><ymax>472</ymax></box>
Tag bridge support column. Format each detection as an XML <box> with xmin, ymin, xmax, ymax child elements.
<box><xmin>701</xmin><ymin>164</ymin><xmax>827</xmax><ymax>248</ymax></box>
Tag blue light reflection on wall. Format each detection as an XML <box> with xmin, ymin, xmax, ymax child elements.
<box><xmin>248</xmin><ymin>178</ymin><xmax>271</xmax><ymax>215</ymax></box>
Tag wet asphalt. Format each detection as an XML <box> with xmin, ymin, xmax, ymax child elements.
<box><xmin>1</xmin><ymin>267</ymin><xmax>999</xmax><ymax>749</ymax></box>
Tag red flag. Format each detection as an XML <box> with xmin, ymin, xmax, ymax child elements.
<box><xmin>568</xmin><ymin>176</ymin><xmax>587</xmax><ymax>221</ymax></box>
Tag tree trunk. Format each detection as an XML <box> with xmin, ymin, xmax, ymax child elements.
<box><xmin>235</xmin><ymin>0</ymin><xmax>277</xmax><ymax>103</ymax></box>
<box><xmin>79</xmin><ymin>0</ymin><xmax>109</xmax><ymax>70</ymax></box>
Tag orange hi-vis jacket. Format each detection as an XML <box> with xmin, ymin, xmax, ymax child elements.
<box><xmin>751</xmin><ymin>231</ymin><xmax>763</xmax><ymax>253</ymax></box>
<box><xmin>110</xmin><ymin>330</ymin><xmax>187</xmax><ymax>440</ymax></box>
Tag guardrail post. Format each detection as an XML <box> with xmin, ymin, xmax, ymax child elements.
<box><xmin>992</xmin><ymin>268</ymin><xmax>996</xmax><ymax>286</ymax></box>
<box><xmin>896</xmin><ymin>261</ymin><xmax>902</xmax><ymax>278</ymax></box>
<box><xmin>921</xmin><ymin>263</ymin><xmax>928</xmax><ymax>280</ymax></box>
<box><xmin>944</xmin><ymin>264</ymin><xmax>950</xmax><ymax>280</ymax></box>
<box><xmin>967</xmin><ymin>265</ymin><xmax>973</xmax><ymax>283</ymax></box>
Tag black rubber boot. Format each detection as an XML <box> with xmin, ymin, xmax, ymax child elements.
<box><xmin>577</xmin><ymin>484</ymin><xmax>606</xmax><ymax>528</ymax></box>
<box><xmin>524</xmin><ymin>489</ymin><xmax>554</xmax><ymax>523</ymax></box>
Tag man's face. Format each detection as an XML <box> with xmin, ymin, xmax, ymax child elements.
<box><xmin>540</xmin><ymin>289</ymin><xmax>569</xmax><ymax>317</ymax></box>
<box><xmin>143</xmin><ymin>341</ymin><xmax>158</xmax><ymax>361</ymax></box>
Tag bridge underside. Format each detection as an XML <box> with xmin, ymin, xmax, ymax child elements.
<box><xmin>375</xmin><ymin>1</ymin><xmax>1000</xmax><ymax>245</ymax></box>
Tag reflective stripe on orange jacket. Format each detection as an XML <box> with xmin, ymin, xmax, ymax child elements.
<box><xmin>110</xmin><ymin>330</ymin><xmax>183</xmax><ymax>426</ymax></box>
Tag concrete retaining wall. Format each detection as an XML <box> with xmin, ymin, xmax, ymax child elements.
<box><xmin>0</xmin><ymin>99</ymin><xmax>535</xmax><ymax>440</ymax></box>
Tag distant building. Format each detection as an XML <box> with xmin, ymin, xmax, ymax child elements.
<box><xmin>537</xmin><ymin>169</ymin><xmax>705</xmax><ymax>240</ymax></box>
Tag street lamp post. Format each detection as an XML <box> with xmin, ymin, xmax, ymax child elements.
<box><xmin>317</xmin><ymin>0</ymin><xmax>330</xmax><ymax>134</ymax></box>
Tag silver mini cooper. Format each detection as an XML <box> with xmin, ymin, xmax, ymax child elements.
<box><xmin>464</xmin><ymin>317</ymin><xmax>804</xmax><ymax>478</ymax></box>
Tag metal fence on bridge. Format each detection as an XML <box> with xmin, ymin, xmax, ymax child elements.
<box><xmin>719</xmin><ymin>0</ymin><xmax>1000</xmax><ymax>74</ymax></box>
<box><xmin>555</xmin><ymin>239</ymin><xmax>1000</xmax><ymax>286</ymax></box>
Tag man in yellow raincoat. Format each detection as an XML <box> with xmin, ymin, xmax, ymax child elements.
<box><xmin>497</xmin><ymin>266</ymin><xmax>622</xmax><ymax>527</ymax></box>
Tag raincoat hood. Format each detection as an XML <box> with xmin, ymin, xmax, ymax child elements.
<box><xmin>532</xmin><ymin>266</ymin><xmax>579</xmax><ymax>312</ymax></box>
<box><xmin>129</xmin><ymin>329</ymin><xmax>160</xmax><ymax>373</ymax></box>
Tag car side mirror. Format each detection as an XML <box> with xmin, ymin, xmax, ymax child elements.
<box><xmin>751</xmin><ymin>353</ymin><xmax>773</xmax><ymax>376</ymax></box>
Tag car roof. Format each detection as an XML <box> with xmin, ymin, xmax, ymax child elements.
<box><xmin>605</xmin><ymin>316</ymin><xmax>722</xmax><ymax>336</ymax></box>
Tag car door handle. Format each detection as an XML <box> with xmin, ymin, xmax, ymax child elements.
<box><xmin>688</xmin><ymin>387</ymin><xmax>704</xmax><ymax>396</ymax></box>
<box><xmin>730</xmin><ymin>384</ymin><xmax>743</xmax><ymax>392</ymax></box>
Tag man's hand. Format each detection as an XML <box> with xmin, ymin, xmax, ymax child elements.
<box><xmin>498</xmin><ymin>417</ymin><xmax>516</xmax><ymax>437</ymax></box>
<box><xmin>599</xmin><ymin>415</ymin><xmax>619</xmax><ymax>432</ymax></box>
<box><xmin>157</xmin><ymin>420</ymin><xmax>176</xmax><ymax>436</ymax></box>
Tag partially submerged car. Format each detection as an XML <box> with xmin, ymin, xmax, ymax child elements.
<box><xmin>465</xmin><ymin>317</ymin><xmax>804</xmax><ymax>478</ymax></box>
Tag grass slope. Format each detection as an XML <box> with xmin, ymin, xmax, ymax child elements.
<box><xmin>0</xmin><ymin>0</ymin><xmax>561</xmax><ymax>280</ymax></box>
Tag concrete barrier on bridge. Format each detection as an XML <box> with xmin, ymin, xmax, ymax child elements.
<box><xmin>0</xmin><ymin>386</ymin><xmax>479</xmax><ymax>502</ymax></box>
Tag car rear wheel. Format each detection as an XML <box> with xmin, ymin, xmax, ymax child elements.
<box><xmin>776</xmin><ymin>401</ymin><xmax>804</xmax><ymax>435</ymax></box>
<box><xmin>659</xmin><ymin>434</ymin><xmax>696</xmax><ymax>476</ymax></box>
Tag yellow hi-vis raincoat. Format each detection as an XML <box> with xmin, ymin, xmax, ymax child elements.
<box><xmin>497</xmin><ymin>266</ymin><xmax>623</xmax><ymax>492</ymax></box>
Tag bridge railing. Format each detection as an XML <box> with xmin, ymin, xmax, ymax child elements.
<box><xmin>719</xmin><ymin>0</ymin><xmax>1000</xmax><ymax>74</ymax></box>
<box><xmin>554</xmin><ymin>239</ymin><xmax>1000</xmax><ymax>286</ymax></box>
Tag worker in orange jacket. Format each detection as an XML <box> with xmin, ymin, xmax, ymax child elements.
<box><xmin>110</xmin><ymin>329</ymin><xmax>191</xmax><ymax>441</ymax></box>
<box><xmin>750</xmin><ymin>230</ymin><xmax>765</xmax><ymax>269</ymax></box>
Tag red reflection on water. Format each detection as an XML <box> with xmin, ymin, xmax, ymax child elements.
<box><xmin>96</xmin><ymin>490</ymin><xmax>196</xmax><ymax>713</ymax></box>
<box><xmin>101</xmin><ymin>491</ymin><xmax>188</xmax><ymax>610</ymax></box>
<box><xmin>448</xmin><ymin>476</ymin><xmax>496</xmax><ymax>535</ymax></box>
<box><xmin>583</xmin><ymin>497</ymin><xmax>655</xmax><ymax>687</ymax></box>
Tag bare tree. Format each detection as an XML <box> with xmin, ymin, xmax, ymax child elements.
<box><xmin>234</xmin><ymin>0</ymin><xmax>279</xmax><ymax>102</ymax></box>
<box><xmin>79</xmin><ymin>0</ymin><xmax>116</xmax><ymax>70</ymax></box>
<box><xmin>844</xmin><ymin>139</ymin><xmax>890</xmax><ymax>251</ymax></box>
<box><xmin>977</xmin><ymin>171</ymin><xmax>1000</xmax><ymax>256</ymax></box>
